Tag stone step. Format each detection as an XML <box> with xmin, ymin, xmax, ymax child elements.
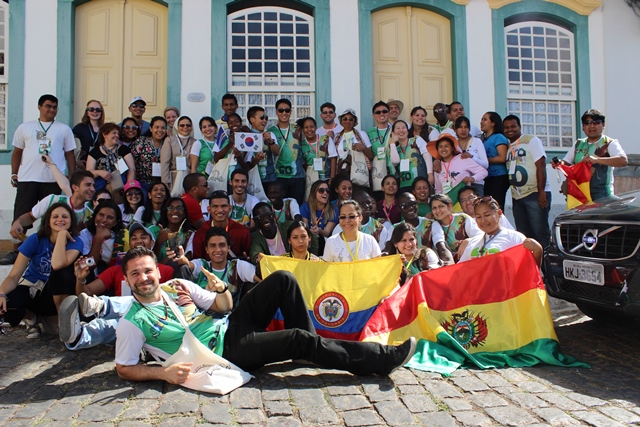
<box><xmin>0</xmin><ymin>265</ymin><xmax>13</xmax><ymax>284</ymax></box>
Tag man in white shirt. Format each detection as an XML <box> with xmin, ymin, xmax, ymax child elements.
<box><xmin>2</xmin><ymin>94</ymin><xmax>77</xmax><ymax>265</ymax></box>
<box><xmin>316</xmin><ymin>102</ymin><xmax>343</xmax><ymax>139</ymax></box>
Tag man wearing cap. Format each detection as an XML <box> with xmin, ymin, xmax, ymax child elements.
<box><xmin>181</xmin><ymin>172</ymin><xmax>208</xmax><ymax>228</ymax></box>
<box><xmin>58</xmin><ymin>223</ymin><xmax>174</xmax><ymax>350</ymax></box>
<box><xmin>387</xmin><ymin>99</ymin><xmax>404</xmax><ymax>124</ymax></box>
<box><xmin>125</xmin><ymin>96</ymin><xmax>151</xmax><ymax>137</ymax></box>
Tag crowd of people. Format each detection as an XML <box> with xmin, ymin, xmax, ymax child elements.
<box><xmin>0</xmin><ymin>93</ymin><xmax>627</xmax><ymax>383</ymax></box>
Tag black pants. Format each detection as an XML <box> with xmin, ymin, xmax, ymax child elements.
<box><xmin>483</xmin><ymin>174</ymin><xmax>510</xmax><ymax>211</ymax></box>
<box><xmin>277</xmin><ymin>178</ymin><xmax>306</xmax><ymax>206</ymax></box>
<box><xmin>222</xmin><ymin>271</ymin><xmax>398</xmax><ymax>375</ymax></box>
<box><xmin>13</xmin><ymin>181</ymin><xmax>62</xmax><ymax>226</ymax></box>
<box><xmin>5</xmin><ymin>283</ymin><xmax>57</xmax><ymax>327</ymax></box>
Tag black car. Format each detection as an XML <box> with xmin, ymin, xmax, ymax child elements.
<box><xmin>543</xmin><ymin>190</ymin><xmax>640</xmax><ymax>321</ymax></box>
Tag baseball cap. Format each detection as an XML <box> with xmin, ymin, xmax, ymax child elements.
<box><xmin>129</xmin><ymin>222</ymin><xmax>156</xmax><ymax>243</ymax></box>
<box><xmin>129</xmin><ymin>96</ymin><xmax>146</xmax><ymax>106</ymax></box>
<box><xmin>124</xmin><ymin>180</ymin><xmax>142</xmax><ymax>193</ymax></box>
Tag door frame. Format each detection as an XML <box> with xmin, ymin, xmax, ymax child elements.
<box><xmin>358</xmin><ymin>0</ymin><xmax>469</xmax><ymax>130</ymax></box>
<box><xmin>56</xmin><ymin>0</ymin><xmax>180</xmax><ymax>126</ymax></box>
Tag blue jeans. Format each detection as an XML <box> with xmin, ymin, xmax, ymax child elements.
<box><xmin>66</xmin><ymin>296</ymin><xmax>133</xmax><ymax>350</ymax></box>
<box><xmin>512</xmin><ymin>191</ymin><xmax>552</xmax><ymax>248</ymax></box>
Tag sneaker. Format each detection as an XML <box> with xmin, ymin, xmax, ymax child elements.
<box><xmin>59</xmin><ymin>296</ymin><xmax>82</xmax><ymax>344</ymax></box>
<box><xmin>389</xmin><ymin>337</ymin><xmax>417</xmax><ymax>374</ymax></box>
<box><xmin>0</xmin><ymin>251</ymin><xmax>19</xmax><ymax>265</ymax></box>
<box><xmin>26</xmin><ymin>325</ymin><xmax>41</xmax><ymax>339</ymax></box>
<box><xmin>78</xmin><ymin>293</ymin><xmax>104</xmax><ymax>318</ymax></box>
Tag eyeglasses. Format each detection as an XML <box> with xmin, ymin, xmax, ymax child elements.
<box><xmin>126</xmin><ymin>191</ymin><xmax>142</xmax><ymax>197</ymax></box>
<box><xmin>259</xmin><ymin>114</ymin><xmax>268</xmax><ymax>121</ymax></box>
<box><xmin>317</xmin><ymin>187</ymin><xmax>329</xmax><ymax>194</ymax></box>
<box><xmin>434</xmin><ymin>108</ymin><xmax>446</xmax><ymax>114</ymax></box>
<box><xmin>583</xmin><ymin>120</ymin><xmax>603</xmax><ymax>126</ymax></box>
<box><xmin>96</xmin><ymin>198</ymin><xmax>110</xmax><ymax>203</ymax></box>
<box><xmin>341</xmin><ymin>117</ymin><xmax>355</xmax><ymax>122</ymax></box>
<box><xmin>167</xmin><ymin>206</ymin><xmax>185</xmax><ymax>212</ymax></box>
<box><xmin>277</xmin><ymin>108</ymin><xmax>291</xmax><ymax>113</ymax></box>
<box><xmin>130</xmin><ymin>103</ymin><xmax>146</xmax><ymax>109</ymax></box>
<box><xmin>254</xmin><ymin>212</ymin><xmax>274</xmax><ymax>221</ymax></box>
<box><xmin>122</xmin><ymin>125</ymin><xmax>139</xmax><ymax>130</ymax></box>
<box><xmin>374</xmin><ymin>109</ymin><xmax>389</xmax><ymax>115</ymax></box>
<box><xmin>473</xmin><ymin>196</ymin><xmax>499</xmax><ymax>207</ymax></box>
<box><xmin>42</xmin><ymin>104</ymin><xmax>58</xmax><ymax>110</ymax></box>
<box><xmin>459</xmin><ymin>195</ymin><xmax>478</xmax><ymax>204</ymax></box>
<box><xmin>210</xmin><ymin>190</ymin><xmax>228</xmax><ymax>198</ymax></box>
<box><xmin>178</xmin><ymin>123</ymin><xmax>192</xmax><ymax>128</ymax></box>
<box><xmin>321</xmin><ymin>110</ymin><xmax>334</xmax><ymax>114</ymax></box>
<box><xmin>197</xmin><ymin>182</ymin><xmax>209</xmax><ymax>188</ymax></box>
<box><xmin>339</xmin><ymin>214</ymin><xmax>359</xmax><ymax>221</ymax></box>
<box><xmin>87</xmin><ymin>107</ymin><xmax>103</xmax><ymax>113</ymax></box>
<box><xmin>399</xmin><ymin>202</ymin><xmax>417</xmax><ymax>209</ymax></box>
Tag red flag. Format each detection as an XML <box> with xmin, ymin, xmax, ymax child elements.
<box><xmin>558</xmin><ymin>162</ymin><xmax>592</xmax><ymax>209</ymax></box>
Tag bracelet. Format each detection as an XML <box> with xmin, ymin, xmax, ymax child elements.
<box><xmin>215</xmin><ymin>284</ymin><xmax>229</xmax><ymax>294</ymax></box>
<box><xmin>77</xmin><ymin>278</ymin><xmax>87</xmax><ymax>285</ymax></box>
<box><xmin>0</xmin><ymin>293</ymin><xmax>6</xmax><ymax>298</ymax></box>
<box><xmin>11</xmin><ymin>174</ymin><xmax>17</xmax><ymax>177</ymax></box>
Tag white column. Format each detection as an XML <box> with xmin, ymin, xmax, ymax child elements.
<box><xmin>465</xmin><ymin>0</ymin><xmax>495</xmax><ymax>122</ymax></box>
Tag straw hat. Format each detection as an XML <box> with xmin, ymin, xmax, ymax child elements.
<box><xmin>426</xmin><ymin>133</ymin><xmax>461</xmax><ymax>159</ymax></box>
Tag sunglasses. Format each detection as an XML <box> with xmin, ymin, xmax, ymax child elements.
<box><xmin>178</xmin><ymin>123</ymin><xmax>192</xmax><ymax>128</ymax></box>
<box><xmin>167</xmin><ymin>206</ymin><xmax>185</xmax><ymax>212</ymax></box>
<box><xmin>473</xmin><ymin>196</ymin><xmax>499</xmax><ymax>207</ymax></box>
<box><xmin>459</xmin><ymin>195</ymin><xmax>478</xmax><ymax>204</ymax></box>
<box><xmin>583</xmin><ymin>120</ymin><xmax>603</xmax><ymax>126</ymax></box>
<box><xmin>259</xmin><ymin>114</ymin><xmax>268</xmax><ymax>121</ymax></box>
<box><xmin>210</xmin><ymin>190</ymin><xmax>228</xmax><ymax>198</ymax></box>
<box><xmin>277</xmin><ymin>108</ymin><xmax>291</xmax><ymax>113</ymax></box>
<box><xmin>254</xmin><ymin>212</ymin><xmax>274</xmax><ymax>221</ymax></box>
<box><xmin>339</xmin><ymin>214</ymin><xmax>359</xmax><ymax>221</ymax></box>
<box><xmin>399</xmin><ymin>202</ymin><xmax>418</xmax><ymax>209</ymax></box>
<box><xmin>434</xmin><ymin>108</ymin><xmax>446</xmax><ymax>114</ymax></box>
<box><xmin>126</xmin><ymin>191</ymin><xmax>142</xmax><ymax>197</ymax></box>
<box><xmin>321</xmin><ymin>110</ymin><xmax>334</xmax><ymax>114</ymax></box>
<box><xmin>197</xmin><ymin>183</ymin><xmax>209</xmax><ymax>187</ymax></box>
<box><xmin>122</xmin><ymin>125</ymin><xmax>139</xmax><ymax>130</ymax></box>
<box><xmin>96</xmin><ymin>198</ymin><xmax>111</xmax><ymax>203</ymax></box>
<box><xmin>374</xmin><ymin>109</ymin><xmax>389</xmax><ymax>115</ymax></box>
<box><xmin>87</xmin><ymin>107</ymin><xmax>103</xmax><ymax>113</ymax></box>
<box><xmin>341</xmin><ymin>117</ymin><xmax>355</xmax><ymax>122</ymax></box>
<box><xmin>130</xmin><ymin>103</ymin><xmax>146</xmax><ymax>108</ymax></box>
<box><xmin>317</xmin><ymin>187</ymin><xmax>329</xmax><ymax>194</ymax></box>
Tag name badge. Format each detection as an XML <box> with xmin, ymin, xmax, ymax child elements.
<box><xmin>176</xmin><ymin>156</ymin><xmax>187</xmax><ymax>171</ymax></box>
<box><xmin>152</xmin><ymin>163</ymin><xmax>162</xmax><ymax>177</ymax></box>
<box><xmin>442</xmin><ymin>180</ymin><xmax>452</xmax><ymax>194</ymax></box>
<box><xmin>508</xmin><ymin>160</ymin><xmax>517</xmax><ymax>175</ymax></box>
<box><xmin>121</xmin><ymin>279</ymin><xmax>132</xmax><ymax>296</ymax></box>
<box><xmin>313</xmin><ymin>157</ymin><xmax>323</xmax><ymax>171</ymax></box>
<box><xmin>377</xmin><ymin>147</ymin><xmax>386</xmax><ymax>160</ymax></box>
<box><xmin>117</xmin><ymin>158</ymin><xmax>129</xmax><ymax>173</ymax></box>
<box><xmin>400</xmin><ymin>159</ymin><xmax>410</xmax><ymax>172</ymax></box>
<box><xmin>205</xmin><ymin>161</ymin><xmax>214</xmax><ymax>175</ymax></box>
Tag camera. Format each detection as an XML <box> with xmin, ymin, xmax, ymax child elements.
<box><xmin>81</xmin><ymin>257</ymin><xmax>96</xmax><ymax>268</ymax></box>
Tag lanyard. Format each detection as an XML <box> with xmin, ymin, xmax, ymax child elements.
<box><xmin>88</xmin><ymin>124</ymin><xmax>98</xmax><ymax>145</ymax></box>
<box><xmin>314</xmin><ymin>208</ymin><xmax>325</xmax><ymax>226</ymax></box>
<box><xmin>405</xmin><ymin>256</ymin><xmax>414</xmax><ymax>270</ymax></box>
<box><xmin>210</xmin><ymin>260</ymin><xmax>230</xmax><ymax>283</ymax></box>
<box><xmin>442</xmin><ymin>159</ymin><xmax>452</xmax><ymax>181</ymax></box>
<box><xmin>277</xmin><ymin>126</ymin><xmax>290</xmax><ymax>142</ymax></box>
<box><xmin>306</xmin><ymin>137</ymin><xmax>320</xmax><ymax>157</ymax></box>
<box><xmin>38</xmin><ymin>119</ymin><xmax>54</xmax><ymax>136</ymax></box>
<box><xmin>441</xmin><ymin>215</ymin><xmax>454</xmax><ymax>244</ymax></box>
<box><xmin>510</xmin><ymin>137</ymin><xmax>521</xmax><ymax>160</ymax></box>
<box><xmin>398</xmin><ymin>142</ymin><xmax>409</xmax><ymax>158</ymax></box>
<box><xmin>152</xmin><ymin>139</ymin><xmax>162</xmax><ymax>159</ymax></box>
<box><xmin>479</xmin><ymin>229</ymin><xmax>503</xmax><ymax>256</ymax></box>
<box><xmin>382</xmin><ymin>200</ymin><xmax>395</xmax><ymax>222</ymax></box>
<box><xmin>178</xmin><ymin>136</ymin><xmax>191</xmax><ymax>156</ymax></box>
<box><xmin>341</xmin><ymin>232</ymin><xmax>361</xmax><ymax>261</ymax></box>
<box><xmin>376</xmin><ymin>126</ymin><xmax>390</xmax><ymax>146</ymax></box>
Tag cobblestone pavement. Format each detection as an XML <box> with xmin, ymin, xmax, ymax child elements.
<box><xmin>0</xmin><ymin>299</ymin><xmax>639</xmax><ymax>427</ymax></box>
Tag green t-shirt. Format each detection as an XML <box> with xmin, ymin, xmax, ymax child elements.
<box><xmin>270</xmin><ymin>124</ymin><xmax>304</xmax><ymax>179</ymax></box>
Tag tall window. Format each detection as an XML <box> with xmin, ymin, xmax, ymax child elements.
<box><xmin>0</xmin><ymin>2</ymin><xmax>7</xmax><ymax>150</ymax></box>
<box><xmin>228</xmin><ymin>7</ymin><xmax>315</xmax><ymax>123</ymax></box>
<box><xmin>505</xmin><ymin>22</ymin><xmax>576</xmax><ymax>149</ymax></box>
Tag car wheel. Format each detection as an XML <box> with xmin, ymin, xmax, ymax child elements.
<box><xmin>576</xmin><ymin>304</ymin><xmax>627</xmax><ymax>323</ymax></box>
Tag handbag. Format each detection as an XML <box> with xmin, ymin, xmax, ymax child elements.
<box><xmin>109</xmin><ymin>169</ymin><xmax>124</xmax><ymax>191</ymax></box>
<box><xmin>162</xmin><ymin>292</ymin><xmax>252</xmax><ymax>394</ymax></box>
<box><xmin>247</xmin><ymin>165</ymin><xmax>269</xmax><ymax>202</ymax></box>
<box><xmin>170</xmin><ymin>170</ymin><xmax>186</xmax><ymax>197</ymax></box>
<box><xmin>350</xmin><ymin>150</ymin><xmax>370</xmax><ymax>187</ymax></box>
<box><xmin>208</xmin><ymin>156</ymin><xmax>232</xmax><ymax>192</ymax></box>
<box><xmin>371</xmin><ymin>157</ymin><xmax>387</xmax><ymax>192</ymax></box>
<box><xmin>304</xmin><ymin>165</ymin><xmax>320</xmax><ymax>201</ymax></box>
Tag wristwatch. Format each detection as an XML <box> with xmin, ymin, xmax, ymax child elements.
<box><xmin>215</xmin><ymin>284</ymin><xmax>229</xmax><ymax>294</ymax></box>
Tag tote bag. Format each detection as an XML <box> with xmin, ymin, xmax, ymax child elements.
<box><xmin>350</xmin><ymin>150</ymin><xmax>370</xmax><ymax>187</ymax></box>
<box><xmin>208</xmin><ymin>156</ymin><xmax>232</xmax><ymax>192</ymax></box>
<box><xmin>304</xmin><ymin>165</ymin><xmax>320</xmax><ymax>201</ymax></box>
<box><xmin>247</xmin><ymin>165</ymin><xmax>269</xmax><ymax>202</ymax></box>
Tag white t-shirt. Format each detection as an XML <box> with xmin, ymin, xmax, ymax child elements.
<box><xmin>458</xmin><ymin>228</ymin><xmax>526</xmax><ymax>262</ymax></box>
<box><xmin>190</xmin><ymin>139</ymin><xmax>217</xmax><ymax>157</ymax></box>
<box><xmin>13</xmin><ymin>120</ymin><xmax>76</xmax><ymax>182</ymax></box>
<box><xmin>332</xmin><ymin>218</ymin><xmax>390</xmax><ymax>251</ymax></box>
<box><xmin>469</xmin><ymin>214</ymin><xmax>514</xmax><ymax>231</ymax></box>
<box><xmin>31</xmin><ymin>194</ymin><xmax>93</xmax><ymax>224</ymax></box>
<box><xmin>190</xmin><ymin>259</ymin><xmax>256</xmax><ymax>283</ymax></box>
<box><xmin>459</xmin><ymin>137</ymin><xmax>489</xmax><ymax>185</ymax></box>
<box><xmin>430</xmin><ymin>214</ymin><xmax>482</xmax><ymax>245</ymax></box>
<box><xmin>322</xmin><ymin>232</ymin><xmax>381</xmax><ymax>262</ymax></box>
<box><xmin>317</xmin><ymin>124</ymin><xmax>343</xmax><ymax>137</ymax></box>
<box><xmin>229</xmin><ymin>193</ymin><xmax>260</xmax><ymax>227</ymax></box>
<box><xmin>335</xmin><ymin>130</ymin><xmax>372</xmax><ymax>161</ymax></box>
<box><xmin>80</xmin><ymin>228</ymin><xmax>115</xmax><ymax>264</ymax></box>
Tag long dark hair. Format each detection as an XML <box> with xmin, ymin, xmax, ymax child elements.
<box><xmin>408</xmin><ymin>106</ymin><xmax>431</xmax><ymax>142</ymax></box>
<box><xmin>484</xmin><ymin>111</ymin><xmax>504</xmax><ymax>135</ymax></box>
<box><xmin>87</xmin><ymin>200</ymin><xmax>124</xmax><ymax>234</ymax></box>
<box><xmin>37</xmin><ymin>202</ymin><xmax>79</xmax><ymax>239</ymax></box>
<box><xmin>383</xmin><ymin>222</ymin><xmax>415</xmax><ymax>255</ymax></box>
<box><xmin>158</xmin><ymin>197</ymin><xmax>196</xmax><ymax>232</ymax></box>
<box><xmin>120</xmin><ymin>116</ymin><xmax>141</xmax><ymax>141</ymax></box>
<box><xmin>141</xmin><ymin>182</ymin><xmax>170</xmax><ymax>225</ymax></box>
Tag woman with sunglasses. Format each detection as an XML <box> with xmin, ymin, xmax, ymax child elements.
<box><xmin>332</xmin><ymin>190</ymin><xmax>389</xmax><ymax>250</ymax></box>
<box><xmin>133</xmin><ymin>182</ymin><xmax>169</xmax><ymax>227</ymax></box>
<box><xmin>119</xmin><ymin>180</ymin><xmax>145</xmax><ymax>228</ymax></box>
<box><xmin>388</xmin><ymin>120</ymin><xmax>432</xmax><ymax>193</ymax></box>
<box><xmin>189</xmin><ymin>116</ymin><xmax>218</xmax><ymax>178</ymax></box>
<box><xmin>130</xmin><ymin>116</ymin><xmax>166</xmax><ymax>197</ymax></box>
<box><xmin>120</xmin><ymin>117</ymin><xmax>141</xmax><ymax>148</ymax></box>
<box><xmin>458</xmin><ymin>196</ymin><xmax>542</xmax><ymax>265</ymax></box>
<box><xmin>383</xmin><ymin>222</ymin><xmax>440</xmax><ymax>283</ymax></box>
<box><xmin>323</xmin><ymin>200</ymin><xmax>381</xmax><ymax>262</ymax></box>
<box><xmin>86</xmin><ymin>122</ymin><xmax>136</xmax><ymax>203</ymax></box>
<box><xmin>480</xmin><ymin>111</ymin><xmax>510</xmax><ymax>210</ymax></box>
<box><xmin>155</xmin><ymin>197</ymin><xmax>196</xmax><ymax>264</ymax></box>
<box><xmin>91</xmin><ymin>188</ymin><xmax>112</xmax><ymax>210</ymax></box>
<box><xmin>73</xmin><ymin>100</ymin><xmax>105</xmax><ymax>164</ymax></box>
<box><xmin>160</xmin><ymin>116</ymin><xmax>195</xmax><ymax>196</ymax></box>
<box><xmin>428</xmin><ymin>194</ymin><xmax>481</xmax><ymax>264</ymax></box>
<box><xmin>300</xmin><ymin>180</ymin><xmax>337</xmax><ymax>255</ymax></box>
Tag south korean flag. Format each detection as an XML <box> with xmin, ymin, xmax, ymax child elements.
<box><xmin>236</xmin><ymin>132</ymin><xmax>264</xmax><ymax>153</ymax></box>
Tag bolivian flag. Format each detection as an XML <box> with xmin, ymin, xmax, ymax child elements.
<box><xmin>444</xmin><ymin>181</ymin><xmax>467</xmax><ymax>213</ymax></box>
<box><xmin>558</xmin><ymin>162</ymin><xmax>592</xmax><ymax>209</ymax></box>
<box><xmin>260</xmin><ymin>255</ymin><xmax>402</xmax><ymax>340</ymax></box>
<box><xmin>360</xmin><ymin>246</ymin><xmax>588</xmax><ymax>374</ymax></box>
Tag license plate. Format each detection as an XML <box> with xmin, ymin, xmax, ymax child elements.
<box><xmin>563</xmin><ymin>260</ymin><xmax>605</xmax><ymax>286</ymax></box>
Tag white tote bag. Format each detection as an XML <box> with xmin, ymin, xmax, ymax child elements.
<box><xmin>371</xmin><ymin>157</ymin><xmax>387</xmax><ymax>192</ymax></box>
<box><xmin>350</xmin><ymin>150</ymin><xmax>370</xmax><ymax>187</ymax></box>
<box><xmin>162</xmin><ymin>293</ymin><xmax>253</xmax><ymax>395</ymax></box>
<box><xmin>247</xmin><ymin>165</ymin><xmax>269</xmax><ymax>202</ymax></box>
<box><xmin>304</xmin><ymin>165</ymin><xmax>320</xmax><ymax>201</ymax></box>
<box><xmin>208</xmin><ymin>156</ymin><xmax>232</xmax><ymax>192</ymax></box>
<box><xmin>170</xmin><ymin>170</ymin><xmax>186</xmax><ymax>198</ymax></box>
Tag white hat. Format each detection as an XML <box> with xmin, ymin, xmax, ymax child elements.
<box><xmin>129</xmin><ymin>96</ymin><xmax>146</xmax><ymax>106</ymax></box>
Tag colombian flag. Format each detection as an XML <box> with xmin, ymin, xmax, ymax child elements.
<box><xmin>558</xmin><ymin>162</ymin><xmax>592</xmax><ymax>209</ymax></box>
<box><xmin>360</xmin><ymin>246</ymin><xmax>588</xmax><ymax>374</ymax></box>
<box><xmin>445</xmin><ymin>181</ymin><xmax>467</xmax><ymax>213</ymax></box>
<box><xmin>260</xmin><ymin>255</ymin><xmax>402</xmax><ymax>340</ymax></box>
